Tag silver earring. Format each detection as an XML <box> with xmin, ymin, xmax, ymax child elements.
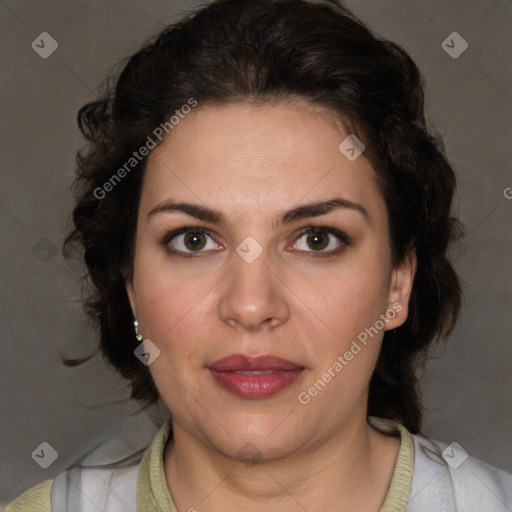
<box><xmin>134</xmin><ymin>320</ymin><xmax>143</xmax><ymax>342</ymax></box>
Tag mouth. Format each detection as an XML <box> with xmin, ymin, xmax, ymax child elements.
<box><xmin>207</xmin><ymin>354</ymin><xmax>305</xmax><ymax>399</ymax></box>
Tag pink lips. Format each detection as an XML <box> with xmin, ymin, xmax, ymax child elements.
<box><xmin>207</xmin><ymin>354</ymin><xmax>304</xmax><ymax>399</ymax></box>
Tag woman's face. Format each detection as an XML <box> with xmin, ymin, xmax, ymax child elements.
<box><xmin>126</xmin><ymin>99</ymin><xmax>415</xmax><ymax>461</ymax></box>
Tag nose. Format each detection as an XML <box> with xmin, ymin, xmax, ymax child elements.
<box><xmin>218</xmin><ymin>252</ymin><xmax>290</xmax><ymax>332</ymax></box>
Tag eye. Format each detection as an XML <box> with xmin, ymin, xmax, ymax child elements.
<box><xmin>164</xmin><ymin>228</ymin><xmax>222</xmax><ymax>256</ymax></box>
<box><xmin>163</xmin><ymin>226</ymin><xmax>349</xmax><ymax>258</ymax></box>
<box><xmin>291</xmin><ymin>227</ymin><xmax>349</xmax><ymax>255</ymax></box>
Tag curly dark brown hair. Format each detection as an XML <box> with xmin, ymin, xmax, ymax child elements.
<box><xmin>64</xmin><ymin>0</ymin><xmax>463</xmax><ymax>434</ymax></box>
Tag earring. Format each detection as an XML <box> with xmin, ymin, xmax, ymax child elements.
<box><xmin>134</xmin><ymin>320</ymin><xmax>143</xmax><ymax>342</ymax></box>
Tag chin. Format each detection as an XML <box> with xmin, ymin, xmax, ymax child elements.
<box><xmin>228</xmin><ymin>435</ymin><xmax>302</xmax><ymax>464</ymax></box>
<box><xmin>207</xmin><ymin>415</ymin><xmax>307</xmax><ymax>463</ymax></box>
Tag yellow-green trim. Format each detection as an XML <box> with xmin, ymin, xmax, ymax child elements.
<box><xmin>137</xmin><ymin>420</ymin><xmax>177</xmax><ymax>511</ymax></box>
<box><xmin>2</xmin><ymin>479</ymin><xmax>53</xmax><ymax>512</ymax></box>
<box><xmin>368</xmin><ymin>416</ymin><xmax>414</xmax><ymax>512</ymax></box>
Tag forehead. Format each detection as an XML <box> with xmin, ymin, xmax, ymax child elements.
<box><xmin>140</xmin><ymin>100</ymin><xmax>384</xmax><ymax>222</ymax></box>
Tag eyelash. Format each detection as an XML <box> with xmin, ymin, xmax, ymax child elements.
<box><xmin>162</xmin><ymin>226</ymin><xmax>351</xmax><ymax>259</ymax></box>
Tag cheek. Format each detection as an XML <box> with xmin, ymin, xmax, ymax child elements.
<box><xmin>286</xmin><ymin>253</ymin><xmax>391</xmax><ymax>401</ymax></box>
<box><xmin>133</xmin><ymin>271</ymin><xmax>210</xmax><ymax>410</ymax></box>
<box><xmin>292</xmin><ymin>258</ymin><xmax>391</xmax><ymax>339</ymax></box>
<box><xmin>295</xmin><ymin>285</ymin><xmax>384</xmax><ymax>416</ymax></box>
<box><xmin>137</xmin><ymin>284</ymin><xmax>194</xmax><ymax>342</ymax></box>
<box><xmin>133</xmin><ymin>257</ymin><xmax>219</xmax><ymax>365</ymax></box>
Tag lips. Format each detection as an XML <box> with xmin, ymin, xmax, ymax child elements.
<box><xmin>207</xmin><ymin>354</ymin><xmax>304</xmax><ymax>399</ymax></box>
<box><xmin>209</xmin><ymin>354</ymin><xmax>303</xmax><ymax>372</ymax></box>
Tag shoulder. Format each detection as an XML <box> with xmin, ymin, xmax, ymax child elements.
<box><xmin>3</xmin><ymin>415</ymin><xmax>163</xmax><ymax>512</ymax></box>
<box><xmin>50</xmin><ymin>463</ymin><xmax>140</xmax><ymax>511</ymax></box>
<box><xmin>2</xmin><ymin>479</ymin><xmax>53</xmax><ymax>512</ymax></box>
<box><xmin>2</xmin><ymin>465</ymin><xmax>141</xmax><ymax>512</ymax></box>
<box><xmin>409</xmin><ymin>432</ymin><xmax>512</xmax><ymax>512</ymax></box>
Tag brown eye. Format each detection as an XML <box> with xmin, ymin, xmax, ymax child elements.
<box><xmin>292</xmin><ymin>227</ymin><xmax>349</xmax><ymax>256</ymax></box>
<box><xmin>165</xmin><ymin>228</ymin><xmax>221</xmax><ymax>255</ymax></box>
<box><xmin>306</xmin><ymin>231</ymin><xmax>329</xmax><ymax>251</ymax></box>
<box><xmin>184</xmin><ymin>231</ymin><xmax>207</xmax><ymax>251</ymax></box>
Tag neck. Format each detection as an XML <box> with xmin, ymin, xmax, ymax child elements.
<box><xmin>164</xmin><ymin>414</ymin><xmax>400</xmax><ymax>512</ymax></box>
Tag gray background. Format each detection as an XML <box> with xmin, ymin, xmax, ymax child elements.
<box><xmin>1</xmin><ymin>0</ymin><xmax>511</xmax><ymax>505</ymax></box>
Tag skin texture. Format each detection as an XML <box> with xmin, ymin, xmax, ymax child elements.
<box><xmin>126</xmin><ymin>100</ymin><xmax>416</xmax><ymax>511</ymax></box>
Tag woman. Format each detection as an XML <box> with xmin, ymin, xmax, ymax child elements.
<box><xmin>5</xmin><ymin>0</ymin><xmax>511</xmax><ymax>510</ymax></box>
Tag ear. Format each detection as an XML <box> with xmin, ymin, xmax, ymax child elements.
<box><xmin>384</xmin><ymin>251</ymin><xmax>417</xmax><ymax>330</ymax></box>
<box><xmin>125</xmin><ymin>278</ymin><xmax>137</xmax><ymax>319</ymax></box>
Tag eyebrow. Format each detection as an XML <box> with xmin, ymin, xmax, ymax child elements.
<box><xmin>147</xmin><ymin>198</ymin><xmax>368</xmax><ymax>226</ymax></box>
